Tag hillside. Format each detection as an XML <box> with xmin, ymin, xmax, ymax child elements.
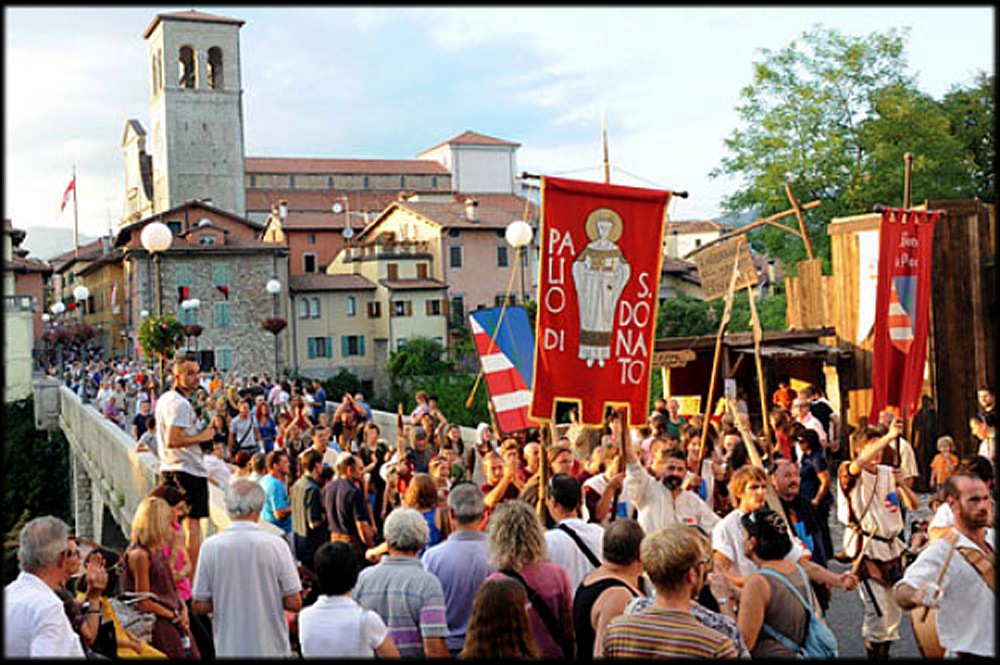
<box><xmin>18</xmin><ymin>226</ymin><xmax>98</xmax><ymax>261</ymax></box>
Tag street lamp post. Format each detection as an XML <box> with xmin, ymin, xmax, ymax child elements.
<box><xmin>140</xmin><ymin>221</ymin><xmax>173</xmax><ymax>318</ymax></box>
<box><xmin>141</xmin><ymin>221</ymin><xmax>173</xmax><ymax>392</ymax></box>
<box><xmin>266</xmin><ymin>278</ymin><xmax>282</xmax><ymax>378</ymax></box>
<box><xmin>73</xmin><ymin>285</ymin><xmax>90</xmax><ymax>359</ymax></box>
<box><xmin>51</xmin><ymin>301</ymin><xmax>66</xmax><ymax>375</ymax></box>
<box><xmin>505</xmin><ymin>220</ymin><xmax>534</xmax><ymax>304</ymax></box>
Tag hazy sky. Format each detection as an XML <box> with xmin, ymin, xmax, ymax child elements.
<box><xmin>4</xmin><ymin>5</ymin><xmax>994</xmax><ymax>242</ymax></box>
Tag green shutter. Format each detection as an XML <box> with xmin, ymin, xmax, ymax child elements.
<box><xmin>176</xmin><ymin>263</ymin><xmax>192</xmax><ymax>287</ymax></box>
<box><xmin>341</xmin><ymin>336</ymin><xmax>349</xmax><ymax>357</ymax></box>
<box><xmin>359</xmin><ymin>335</ymin><xmax>365</xmax><ymax>357</ymax></box>
<box><xmin>307</xmin><ymin>338</ymin><xmax>316</xmax><ymax>359</ymax></box>
<box><xmin>326</xmin><ymin>337</ymin><xmax>333</xmax><ymax>358</ymax></box>
<box><xmin>213</xmin><ymin>263</ymin><xmax>229</xmax><ymax>287</ymax></box>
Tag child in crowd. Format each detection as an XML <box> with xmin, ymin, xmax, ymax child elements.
<box><xmin>929</xmin><ymin>435</ymin><xmax>959</xmax><ymax>492</ymax></box>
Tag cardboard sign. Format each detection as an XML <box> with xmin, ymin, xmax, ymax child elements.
<box><xmin>694</xmin><ymin>237</ymin><xmax>758</xmax><ymax>301</ymax></box>
<box><xmin>651</xmin><ymin>349</ymin><xmax>696</xmax><ymax>368</ymax></box>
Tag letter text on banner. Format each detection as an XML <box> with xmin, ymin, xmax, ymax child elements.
<box><xmin>530</xmin><ymin>176</ymin><xmax>670</xmax><ymax>428</ymax></box>
<box><xmin>869</xmin><ymin>207</ymin><xmax>939</xmax><ymax>421</ymax></box>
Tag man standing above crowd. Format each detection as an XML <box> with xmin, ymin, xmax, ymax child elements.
<box><xmin>4</xmin><ymin>516</ymin><xmax>86</xmax><ymax>657</ymax></box>
<box><xmin>894</xmin><ymin>472</ymin><xmax>995</xmax><ymax>659</ymax></box>
<box><xmin>792</xmin><ymin>395</ymin><xmax>827</xmax><ymax>451</ymax></box>
<box><xmin>158</xmin><ymin>354</ymin><xmax>216</xmax><ymax>579</ymax></box>
<box><xmin>192</xmin><ymin>479</ymin><xmax>302</xmax><ymax>658</ymax></box>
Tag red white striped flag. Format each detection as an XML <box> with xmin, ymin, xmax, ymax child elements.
<box><xmin>60</xmin><ymin>177</ymin><xmax>75</xmax><ymax>212</ymax></box>
<box><xmin>469</xmin><ymin>307</ymin><xmax>536</xmax><ymax>435</ymax></box>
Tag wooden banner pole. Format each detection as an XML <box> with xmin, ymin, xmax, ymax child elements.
<box><xmin>697</xmin><ymin>247</ymin><xmax>742</xmax><ymax>462</ymax></box>
<box><xmin>746</xmin><ymin>285</ymin><xmax>773</xmax><ymax>456</ymax></box>
<box><xmin>538</xmin><ymin>422</ymin><xmax>553</xmax><ymax>517</ymax></box>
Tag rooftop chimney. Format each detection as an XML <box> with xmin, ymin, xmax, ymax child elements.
<box><xmin>464</xmin><ymin>198</ymin><xmax>479</xmax><ymax>223</ymax></box>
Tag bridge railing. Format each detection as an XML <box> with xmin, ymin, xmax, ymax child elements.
<box><xmin>56</xmin><ymin>388</ymin><xmax>483</xmax><ymax>540</ymax></box>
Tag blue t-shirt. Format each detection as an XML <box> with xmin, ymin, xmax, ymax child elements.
<box><xmin>259</xmin><ymin>474</ymin><xmax>292</xmax><ymax>533</ymax></box>
<box><xmin>799</xmin><ymin>449</ymin><xmax>829</xmax><ymax>504</ymax></box>
<box><xmin>312</xmin><ymin>388</ymin><xmax>327</xmax><ymax>419</ymax></box>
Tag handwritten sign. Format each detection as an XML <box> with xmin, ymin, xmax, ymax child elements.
<box><xmin>651</xmin><ymin>349</ymin><xmax>696</xmax><ymax>368</ymax></box>
<box><xmin>694</xmin><ymin>237</ymin><xmax>758</xmax><ymax>301</ymax></box>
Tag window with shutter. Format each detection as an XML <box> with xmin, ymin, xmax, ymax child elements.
<box><xmin>299</xmin><ymin>298</ymin><xmax>310</xmax><ymax>319</ymax></box>
<box><xmin>417</xmin><ymin>263</ymin><xmax>428</xmax><ymax>279</ymax></box>
<box><xmin>387</xmin><ymin>263</ymin><xmax>399</xmax><ymax>280</ymax></box>
<box><xmin>404</xmin><ymin>301</ymin><xmax>412</xmax><ymax>317</ymax></box>
<box><xmin>341</xmin><ymin>336</ymin><xmax>350</xmax><ymax>357</ymax></box>
<box><xmin>359</xmin><ymin>335</ymin><xmax>365</xmax><ymax>357</ymax></box>
<box><xmin>347</xmin><ymin>296</ymin><xmax>356</xmax><ymax>317</ymax></box>
<box><xmin>325</xmin><ymin>337</ymin><xmax>333</xmax><ymax>358</ymax></box>
<box><xmin>307</xmin><ymin>337</ymin><xmax>316</xmax><ymax>359</ymax></box>
<box><xmin>215</xmin><ymin>302</ymin><xmax>231</xmax><ymax>327</ymax></box>
<box><xmin>212</xmin><ymin>263</ymin><xmax>229</xmax><ymax>287</ymax></box>
<box><xmin>175</xmin><ymin>263</ymin><xmax>192</xmax><ymax>287</ymax></box>
<box><xmin>368</xmin><ymin>301</ymin><xmax>382</xmax><ymax>318</ymax></box>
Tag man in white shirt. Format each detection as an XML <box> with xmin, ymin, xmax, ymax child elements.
<box><xmin>544</xmin><ymin>473</ymin><xmax>606</xmax><ymax>589</ymax></box>
<box><xmin>158</xmin><ymin>354</ymin><xmax>217</xmax><ymax>579</ymax></box>
<box><xmin>894</xmin><ymin>472</ymin><xmax>995</xmax><ymax>658</ymax></box>
<box><xmin>3</xmin><ymin>516</ymin><xmax>86</xmax><ymax>658</ymax></box>
<box><xmin>192</xmin><ymin>479</ymin><xmax>303</xmax><ymax>658</ymax></box>
<box><xmin>792</xmin><ymin>397</ymin><xmax>828</xmax><ymax>450</ymax></box>
<box><xmin>623</xmin><ymin>436</ymin><xmax>720</xmax><ymax>536</ymax></box>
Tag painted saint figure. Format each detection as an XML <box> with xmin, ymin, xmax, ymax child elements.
<box><xmin>572</xmin><ymin>208</ymin><xmax>630</xmax><ymax>367</ymax></box>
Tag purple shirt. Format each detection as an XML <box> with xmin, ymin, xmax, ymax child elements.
<box><xmin>487</xmin><ymin>561</ymin><xmax>574</xmax><ymax>659</ymax></box>
<box><xmin>422</xmin><ymin>530</ymin><xmax>494</xmax><ymax>651</ymax></box>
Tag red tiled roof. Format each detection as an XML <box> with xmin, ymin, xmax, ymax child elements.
<box><xmin>381</xmin><ymin>279</ymin><xmax>447</xmax><ymax>291</ymax></box>
<box><xmin>246</xmin><ymin>190</ymin><xmax>402</xmax><ymax>215</ymax></box>
<box><xmin>50</xmin><ymin>238</ymin><xmax>106</xmax><ymax>271</ymax></box>
<box><xmin>288</xmin><ymin>274</ymin><xmax>376</xmax><ymax>292</ymax></box>
<box><xmin>396</xmin><ymin>200</ymin><xmax>533</xmax><ymax>230</ymax></box>
<box><xmin>245</xmin><ymin>157</ymin><xmax>448</xmax><ymax>176</ymax></box>
<box><xmin>666</xmin><ymin>220</ymin><xmax>728</xmax><ymax>234</ymax></box>
<box><xmin>144</xmin><ymin>10</ymin><xmax>244</xmax><ymax>38</ymax></box>
<box><xmin>661</xmin><ymin>256</ymin><xmax>697</xmax><ymax>273</ymax></box>
<box><xmin>8</xmin><ymin>255</ymin><xmax>52</xmax><ymax>274</ymax></box>
<box><xmin>419</xmin><ymin>130</ymin><xmax>521</xmax><ymax>155</ymax></box>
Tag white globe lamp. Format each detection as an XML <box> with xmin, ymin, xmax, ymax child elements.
<box><xmin>505</xmin><ymin>220</ymin><xmax>533</xmax><ymax>248</ymax></box>
<box><xmin>73</xmin><ymin>285</ymin><xmax>90</xmax><ymax>302</ymax></box>
<box><xmin>140</xmin><ymin>221</ymin><xmax>173</xmax><ymax>253</ymax></box>
<box><xmin>266</xmin><ymin>279</ymin><xmax>282</xmax><ymax>295</ymax></box>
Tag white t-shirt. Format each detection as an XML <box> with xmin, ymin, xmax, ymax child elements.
<box><xmin>929</xmin><ymin>502</ymin><xmax>954</xmax><ymax>530</ymax></box>
<box><xmin>205</xmin><ymin>455</ymin><xmax>233</xmax><ymax>488</ymax></box>
<box><xmin>544</xmin><ymin>518</ymin><xmax>606</xmax><ymax>591</ymax></box>
<box><xmin>712</xmin><ymin>508</ymin><xmax>808</xmax><ymax>577</ymax></box>
<box><xmin>299</xmin><ymin>595</ymin><xmax>389</xmax><ymax>658</ymax></box>
<box><xmin>895</xmin><ymin>528</ymin><xmax>995</xmax><ymax>657</ymax></box>
<box><xmin>3</xmin><ymin>571</ymin><xmax>86</xmax><ymax>658</ymax></box>
<box><xmin>156</xmin><ymin>389</ymin><xmax>207</xmax><ymax>477</ymax></box>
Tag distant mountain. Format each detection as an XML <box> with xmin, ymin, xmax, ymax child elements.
<box><xmin>716</xmin><ymin>208</ymin><xmax>760</xmax><ymax>229</ymax></box>
<box><xmin>18</xmin><ymin>227</ymin><xmax>99</xmax><ymax>262</ymax></box>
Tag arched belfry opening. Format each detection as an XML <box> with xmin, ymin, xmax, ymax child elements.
<box><xmin>208</xmin><ymin>47</ymin><xmax>224</xmax><ymax>90</ymax></box>
<box><xmin>178</xmin><ymin>45</ymin><xmax>196</xmax><ymax>88</ymax></box>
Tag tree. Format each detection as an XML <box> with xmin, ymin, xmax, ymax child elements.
<box><xmin>387</xmin><ymin>337</ymin><xmax>454</xmax><ymax>378</ymax></box>
<box><xmin>941</xmin><ymin>72</ymin><xmax>995</xmax><ymax>202</ymax></box>
<box><xmin>712</xmin><ymin>27</ymin><xmax>979</xmax><ymax>270</ymax></box>
<box><xmin>657</xmin><ymin>291</ymin><xmax>786</xmax><ymax>339</ymax></box>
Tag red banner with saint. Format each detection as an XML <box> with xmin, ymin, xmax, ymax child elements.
<box><xmin>869</xmin><ymin>207</ymin><xmax>940</xmax><ymax>421</ymax></box>
<box><xmin>530</xmin><ymin>176</ymin><xmax>670</xmax><ymax>428</ymax></box>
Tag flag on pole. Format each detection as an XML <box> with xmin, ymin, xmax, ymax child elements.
<box><xmin>110</xmin><ymin>282</ymin><xmax>118</xmax><ymax>308</ymax></box>
<box><xmin>469</xmin><ymin>306</ymin><xmax>537</xmax><ymax>435</ymax></box>
<box><xmin>178</xmin><ymin>286</ymin><xmax>190</xmax><ymax>303</ymax></box>
<box><xmin>530</xmin><ymin>176</ymin><xmax>670</xmax><ymax>427</ymax></box>
<box><xmin>869</xmin><ymin>207</ymin><xmax>939</xmax><ymax>421</ymax></box>
<box><xmin>216</xmin><ymin>285</ymin><xmax>229</xmax><ymax>300</ymax></box>
<box><xmin>60</xmin><ymin>177</ymin><xmax>76</xmax><ymax>212</ymax></box>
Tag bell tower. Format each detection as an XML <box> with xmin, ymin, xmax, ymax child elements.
<box><xmin>143</xmin><ymin>10</ymin><xmax>246</xmax><ymax>217</ymax></box>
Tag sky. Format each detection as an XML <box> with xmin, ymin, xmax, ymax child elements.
<box><xmin>4</xmin><ymin>5</ymin><xmax>994</xmax><ymax>247</ymax></box>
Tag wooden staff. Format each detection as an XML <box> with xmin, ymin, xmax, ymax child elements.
<box><xmin>697</xmin><ymin>247</ymin><xmax>742</xmax><ymax>462</ymax></box>
<box><xmin>538</xmin><ymin>422</ymin><xmax>552</xmax><ymax>517</ymax></box>
<box><xmin>921</xmin><ymin>530</ymin><xmax>958</xmax><ymax>621</ymax></box>
<box><xmin>746</xmin><ymin>285</ymin><xmax>773</xmax><ymax>456</ymax></box>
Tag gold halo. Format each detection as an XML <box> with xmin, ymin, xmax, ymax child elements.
<box><xmin>585</xmin><ymin>208</ymin><xmax>624</xmax><ymax>242</ymax></box>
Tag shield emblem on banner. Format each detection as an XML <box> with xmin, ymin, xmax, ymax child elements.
<box><xmin>888</xmin><ymin>276</ymin><xmax>916</xmax><ymax>354</ymax></box>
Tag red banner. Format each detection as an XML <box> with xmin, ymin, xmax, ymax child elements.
<box><xmin>870</xmin><ymin>207</ymin><xmax>939</xmax><ymax>421</ymax></box>
<box><xmin>530</xmin><ymin>176</ymin><xmax>670</xmax><ymax>427</ymax></box>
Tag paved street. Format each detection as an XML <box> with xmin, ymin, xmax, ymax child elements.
<box><xmin>822</xmin><ymin>488</ymin><xmax>934</xmax><ymax>658</ymax></box>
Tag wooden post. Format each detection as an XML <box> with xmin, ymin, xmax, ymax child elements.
<box><xmin>903</xmin><ymin>152</ymin><xmax>914</xmax><ymax>209</ymax></box>
<box><xmin>538</xmin><ymin>423</ymin><xmax>552</xmax><ymax>517</ymax></box>
<box><xmin>785</xmin><ymin>184</ymin><xmax>815</xmax><ymax>261</ymax></box>
<box><xmin>698</xmin><ymin>253</ymin><xmax>741</xmax><ymax>462</ymax></box>
<box><xmin>747</xmin><ymin>286</ymin><xmax>773</xmax><ymax>455</ymax></box>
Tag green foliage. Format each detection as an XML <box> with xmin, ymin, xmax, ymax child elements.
<box><xmin>391</xmin><ymin>373</ymin><xmax>491</xmax><ymax>429</ymax></box>
<box><xmin>138</xmin><ymin>314</ymin><xmax>185</xmax><ymax>360</ymax></box>
<box><xmin>712</xmin><ymin>26</ymin><xmax>990</xmax><ymax>270</ymax></box>
<box><xmin>657</xmin><ymin>292</ymin><xmax>787</xmax><ymax>338</ymax></box>
<box><xmin>323</xmin><ymin>368</ymin><xmax>363</xmax><ymax>401</ymax></box>
<box><xmin>387</xmin><ymin>337</ymin><xmax>454</xmax><ymax>378</ymax></box>
<box><xmin>941</xmin><ymin>72</ymin><xmax>995</xmax><ymax>201</ymax></box>
<box><xmin>2</xmin><ymin>397</ymin><xmax>71</xmax><ymax>538</ymax></box>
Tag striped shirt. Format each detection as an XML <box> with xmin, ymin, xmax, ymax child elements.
<box><xmin>603</xmin><ymin>606</ymin><xmax>738</xmax><ymax>659</ymax></box>
<box><xmin>353</xmin><ymin>556</ymin><xmax>448</xmax><ymax>658</ymax></box>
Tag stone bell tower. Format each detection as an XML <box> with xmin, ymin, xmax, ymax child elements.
<box><xmin>143</xmin><ymin>10</ymin><xmax>247</xmax><ymax>217</ymax></box>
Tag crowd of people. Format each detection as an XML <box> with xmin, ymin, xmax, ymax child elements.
<box><xmin>5</xmin><ymin>354</ymin><xmax>995</xmax><ymax>659</ymax></box>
